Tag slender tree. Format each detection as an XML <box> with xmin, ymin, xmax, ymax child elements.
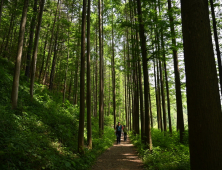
<box><xmin>87</xmin><ymin>0</ymin><xmax>92</xmax><ymax>149</ymax></box>
<box><xmin>42</xmin><ymin>0</ymin><xmax>60</xmax><ymax>85</ymax></box>
<box><xmin>38</xmin><ymin>31</ymin><xmax>49</xmax><ymax>82</ymax></box>
<box><xmin>153</xmin><ymin>59</ymin><xmax>160</xmax><ymax>129</ymax></box>
<box><xmin>49</xmin><ymin>7</ymin><xmax>61</xmax><ymax>90</ymax></box>
<box><xmin>78</xmin><ymin>0</ymin><xmax>87</xmax><ymax>153</ymax></box>
<box><xmin>30</xmin><ymin>0</ymin><xmax>45</xmax><ymax>99</ymax></box>
<box><xmin>11</xmin><ymin>0</ymin><xmax>29</xmax><ymax>109</ymax></box>
<box><xmin>167</xmin><ymin>0</ymin><xmax>184</xmax><ymax>142</ymax></box>
<box><xmin>112</xmin><ymin>6</ymin><xmax>116</xmax><ymax>129</ymax></box>
<box><xmin>161</xmin><ymin>31</ymin><xmax>172</xmax><ymax>133</ymax></box>
<box><xmin>25</xmin><ymin>0</ymin><xmax>38</xmax><ymax>80</ymax></box>
<box><xmin>63</xmin><ymin>14</ymin><xmax>71</xmax><ymax>104</ymax></box>
<box><xmin>137</xmin><ymin>0</ymin><xmax>152</xmax><ymax>150</ymax></box>
<box><xmin>98</xmin><ymin>0</ymin><xmax>103</xmax><ymax>135</ymax></box>
<box><xmin>159</xmin><ymin>60</ymin><xmax>167</xmax><ymax>131</ymax></box>
<box><xmin>95</xmin><ymin>21</ymin><xmax>98</xmax><ymax>117</ymax></box>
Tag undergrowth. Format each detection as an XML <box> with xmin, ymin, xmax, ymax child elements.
<box><xmin>130</xmin><ymin>129</ymin><xmax>190</xmax><ymax>170</ymax></box>
<box><xmin>0</xmin><ymin>57</ymin><xmax>115</xmax><ymax>170</ymax></box>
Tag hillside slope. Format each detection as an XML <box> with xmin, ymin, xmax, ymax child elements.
<box><xmin>0</xmin><ymin>57</ymin><xmax>115</xmax><ymax>170</ymax></box>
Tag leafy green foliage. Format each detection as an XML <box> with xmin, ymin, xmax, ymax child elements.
<box><xmin>130</xmin><ymin>129</ymin><xmax>190</xmax><ymax>170</ymax></box>
<box><xmin>0</xmin><ymin>57</ymin><xmax>115</xmax><ymax>170</ymax></box>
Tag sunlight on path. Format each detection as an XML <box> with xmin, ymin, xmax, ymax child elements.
<box><xmin>91</xmin><ymin>136</ymin><xmax>144</xmax><ymax>170</ymax></box>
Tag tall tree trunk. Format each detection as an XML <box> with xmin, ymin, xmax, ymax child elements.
<box><xmin>73</xmin><ymin>63</ymin><xmax>79</xmax><ymax>105</ymax></box>
<box><xmin>148</xmin><ymin>78</ymin><xmax>153</xmax><ymax>128</ymax></box>
<box><xmin>87</xmin><ymin>0</ymin><xmax>92</xmax><ymax>149</ymax></box>
<box><xmin>167</xmin><ymin>0</ymin><xmax>184</xmax><ymax>142</ymax></box>
<box><xmin>124</xmin><ymin>42</ymin><xmax>127</xmax><ymax>126</ymax></box>
<box><xmin>210</xmin><ymin>0</ymin><xmax>222</xmax><ymax>96</ymax></box>
<box><xmin>163</xmin><ymin>57</ymin><xmax>172</xmax><ymax>133</ymax></box>
<box><xmin>154</xmin><ymin>59</ymin><xmax>160</xmax><ymax>129</ymax></box>
<box><xmin>25</xmin><ymin>0</ymin><xmax>38</xmax><ymax>80</ymax></box>
<box><xmin>156</xmin><ymin>57</ymin><xmax>163</xmax><ymax>131</ymax></box>
<box><xmin>68</xmin><ymin>70</ymin><xmax>73</xmax><ymax>101</ymax></box>
<box><xmin>38</xmin><ymin>33</ymin><xmax>48</xmax><ymax>82</ymax></box>
<box><xmin>158</xmin><ymin>0</ymin><xmax>166</xmax><ymax>132</ymax></box>
<box><xmin>161</xmin><ymin>30</ymin><xmax>172</xmax><ymax>133</ymax></box>
<box><xmin>138</xmin><ymin>58</ymin><xmax>145</xmax><ymax>141</ymax></box>
<box><xmin>98</xmin><ymin>0</ymin><xmax>104</xmax><ymax>136</ymax></box>
<box><xmin>11</xmin><ymin>0</ymin><xmax>29</xmax><ymax>109</ymax></box>
<box><xmin>137</xmin><ymin>0</ymin><xmax>152</xmax><ymax>149</ymax></box>
<box><xmin>73</xmin><ymin>35</ymin><xmax>80</xmax><ymax>105</ymax></box>
<box><xmin>95</xmin><ymin>23</ymin><xmax>98</xmax><ymax>117</ymax></box>
<box><xmin>129</xmin><ymin>80</ymin><xmax>131</xmax><ymax>131</ymax></box>
<box><xmin>181</xmin><ymin>0</ymin><xmax>222</xmax><ymax>168</ymax></box>
<box><xmin>159</xmin><ymin>60</ymin><xmax>167</xmax><ymax>131</ymax></box>
<box><xmin>108</xmin><ymin>59</ymin><xmax>111</xmax><ymax>116</ymax></box>
<box><xmin>112</xmin><ymin>7</ymin><xmax>116</xmax><ymax>129</ymax></box>
<box><xmin>78</xmin><ymin>0</ymin><xmax>87</xmax><ymax>154</ymax></box>
<box><xmin>101</xmin><ymin>0</ymin><xmax>104</xmax><ymax>133</ymax></box>
<box><xmin>3</xmin><ymin>0</ymin><xmax>17</xmax><ymax>58</ymax></box>
<box><xmin>30</xmin><ymin>0</ymin><xmax>45</xmax><ymax>99</ymax></box>
<box><xmin>49</xmin><ymin>9</ymin><xmax>60</xmax><ymax>90</ymax></box>
<box><xmin>134</xmin><ymin>2</ymin><xmax>140</xmax><ymax>134</ymax></box>
<box><xmin>42</xmin><ymin>0</ymin><xmax>59</xmax><ymax>85</ymax></box>
<box><xmin>63</xmin><ymin>15</ymin><xmax>71</xmax><ymax>104</ymax></box>
<box><xmin>92</xmin><ymin>59</ymin><xmax>95</xmax><ymax>116</ymax></box>
<box><xmin>127</xmin><ymin>32</ymin><xmax>130</xmax><ymax>129</ymax></box>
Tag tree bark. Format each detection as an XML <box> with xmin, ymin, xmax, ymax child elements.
<box><xmin>42</xmin><ymin>0</ymin><xmax>59</xmax><ymax>85</ymax></box>
<box><xmin>95</xmin><ymin>22</ymin><xmax>98</xmax><ymax>117</ymax></box>
<box><xmin>137</xmin><ymin>0</ymin><xmax>152</xmax><ymax>150</ymax></box>
<box><xmin>138</xmin><ymin>58</ymin><xmax>145</xmax><ymax>141</ymax></box>
<box><xmin>25</xmin><ymin>0</ymin><xmax>38</xmax><ymax>80</ymax></box>
<box><xmin>159</xmin><ymin>60</ymin><xmax>167</xmax><ymax>132</ymax></box>
<box><xmin>30</xmin><ymin>0</ymin><xmax>45</xmax><ymax>99</ymax></box>
<box><xmin>63</xmin><ymin>15</ymin><xmax>71</xmax><ymax>104</ymax></box>
<box><xmin>112</xmin><ymin>7</ymin><xmax>116</xmax><ymax>129</ymax></box>
<box><xmin>181</xmin><ymin>0</ymin><xmax>222</xmax><ymax>169</ymax></box>
<box><xmin>101</xmin><ymin>0</ymin><xmax>104</xmax><ymax>133</ymax></box>
<box><xmin>38</xmin><ymin>34</ymin><xmax>48</xmax><ymax>82</ymax></box>
<box><xmin>163</xmin><ymin>59</ymin><xmax>172</xmax><ymax>133</ymax></box>
<box><xmin>87</xmin><ymin>0</ymin><xmax>92</xmax><ymax>149</ymax></box>
<box><xmin>167</xmin><ymin>0</ymin><xmax>184</xmax><ymax>142</ymax></box>
<box><xmin>78</xmin><ymin>0</ymin><xmax>87</xmax><ymax>153</ymax></box>
<box><xmin>73</xmin><ymin>35</ymin><xmax>80</xmax><ymax>105</ymax></box>
<box><xmin>68</xmin><ymin>70</ymin><xmax>73</xmax><ymax>101</ymax></box>
<box><xmin>49</xmin><ymin>8</ymin><xmax>60</xmax><ymax>90</ymax></box>
<box><xmin>156</xmin><ymin>57</ymin><xmax>163</xmax><ymax>131</ymax></box>
<box><xmin>154</xmin><ymin>59</ymin><xmax>161</xmax><ymax>129</ymax></box>
<box><xmin>11</xmin><ymin>0</ymin><xmax>29</xmax><ymax>109</ymax></box>
<box><xmin>161</xmin><ymin>29</ymin><xmax>172</xmax><ymax>133</ymax></box>
<box><xmin>98</xmin><ymin>0</ymin><xmax>104</xmax><ymax>136</ymax></box>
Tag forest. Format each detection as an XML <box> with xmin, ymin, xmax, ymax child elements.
<box><xmin>0</xmin><ymin>0</ymin><xmax>222</xmax><ymax>169</ymax></box>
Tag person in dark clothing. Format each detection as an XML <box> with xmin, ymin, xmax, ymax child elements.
<box><xmin>115</xmin><ymin>122</ymin><xmax>122</xmax><ymax>144</ymax></box>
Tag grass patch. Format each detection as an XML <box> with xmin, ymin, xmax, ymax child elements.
<box><xmin>130</xmin><ymin>129</ymin><xmax>190</xmax><ymax>170</ymax></box>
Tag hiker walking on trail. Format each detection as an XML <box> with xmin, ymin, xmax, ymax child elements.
<box><xmin>123</xmin><ymin>125</ymin><xmax>127</xmax><ymax>141</ymax></box>
<box><xmin>115</xmin><ymin>122</ymin><xmax>122</xmax><ymax>144</ymax></box>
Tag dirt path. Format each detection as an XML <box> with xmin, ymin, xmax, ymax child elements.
<box><xmin>91</xmin><ymin>135</ymin><xmax>144</xmax><ymax>170</ymax></box>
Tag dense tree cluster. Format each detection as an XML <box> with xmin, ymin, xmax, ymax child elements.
<box><xmin>1</xmin><ymin>0</ymin><xmax>222</xmax><ymax>169</ymax></box>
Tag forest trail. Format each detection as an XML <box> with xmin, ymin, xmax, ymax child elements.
<box><xmin>91</xmin><ymin>136</ymin><xmax>144</xmax><ymax>170</ymax></box>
